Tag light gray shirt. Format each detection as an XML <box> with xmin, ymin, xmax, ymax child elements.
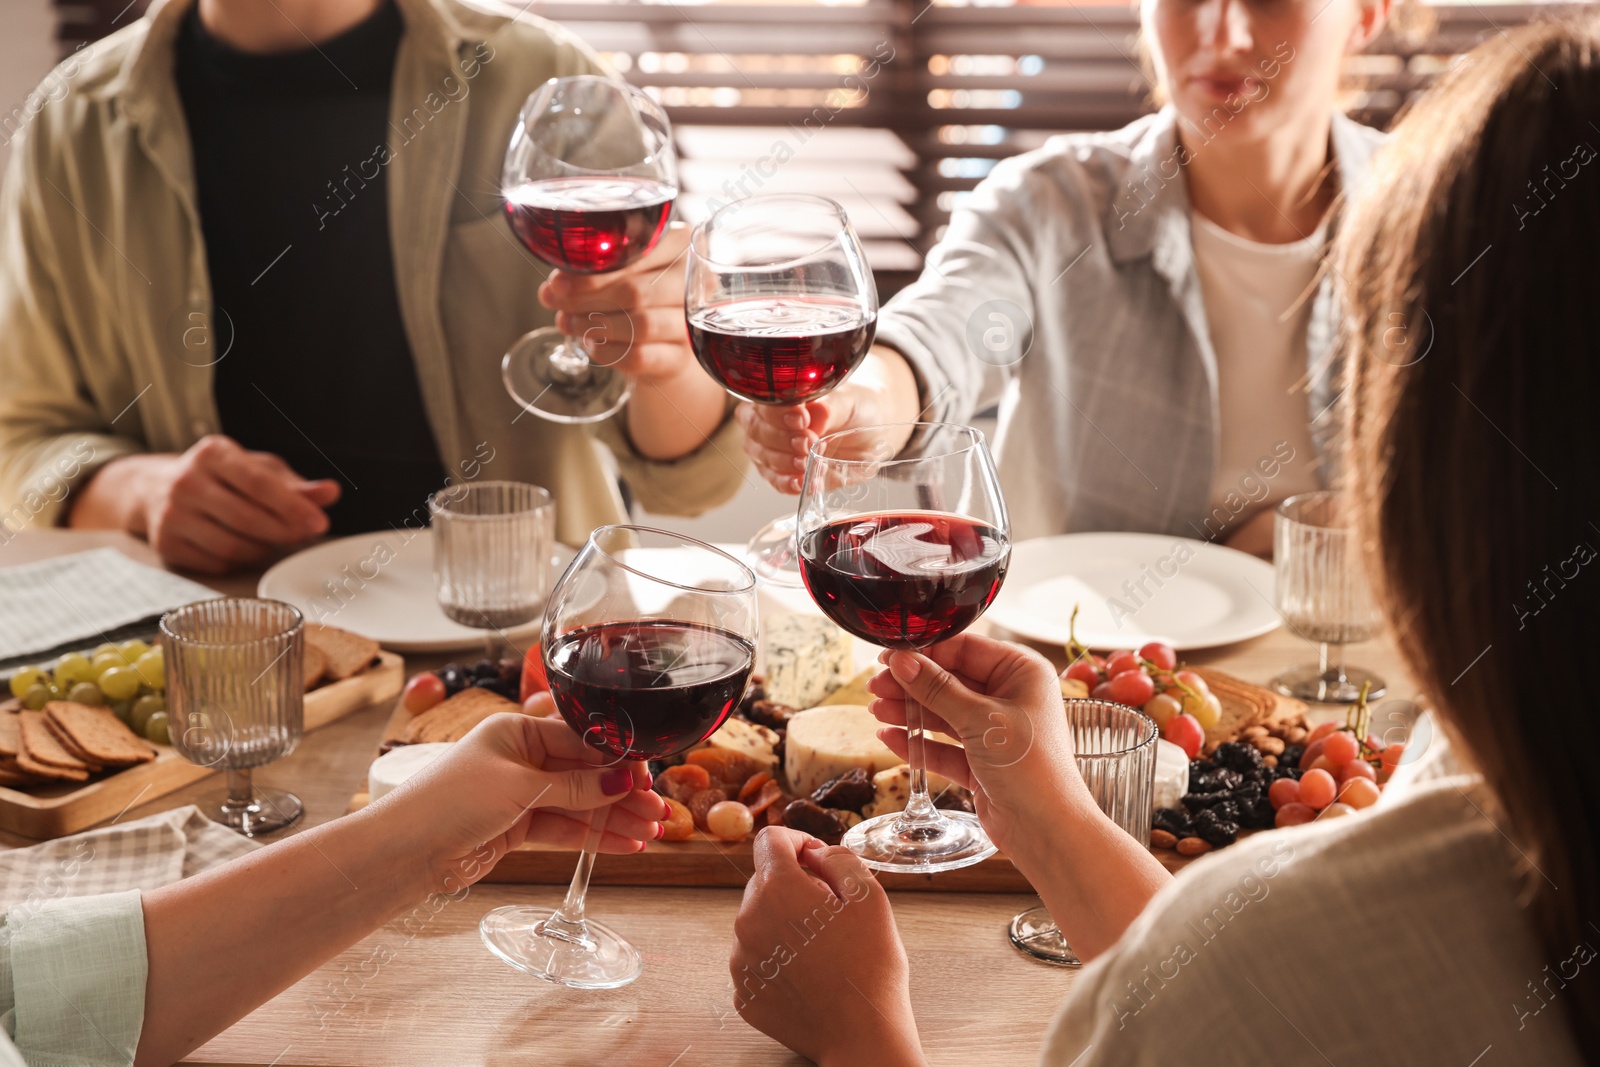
<box><xmin>876</xmin><ymin>108</ymin><xmax>1385</xmax><ymax>541</ymax></box>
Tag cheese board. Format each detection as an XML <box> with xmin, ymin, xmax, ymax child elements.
<box><xmin>0</xmin><ymin>650</ymin><xmax>403</xmax><ymax>839</ymax></box>
<box><xmin>350</xmin><ymin>696</ymin><xmax>1036</xmax><ymax>892</ymax></box>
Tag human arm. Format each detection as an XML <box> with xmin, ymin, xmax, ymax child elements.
<box><xmin>730</xmin><ymin>828</ymin><xmax>925</xmax><ymax>1067</ymax></box>
<box><xmin>868</xmin><ymin>635</ymin><xmax>1171</xmax><ymax>961</ymax></box>
<box><xmin>133</xmin><ymin>707</ymin><xmax>665</xmax><ymax>1065</ymax></box>
<box><xmin>67</xmin><ymin>436</ymin><xmax>341</xmax><ymax>574</ymax></box>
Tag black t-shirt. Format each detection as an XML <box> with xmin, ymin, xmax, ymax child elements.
<box><xmin>176</xmin><ymin>1</ymin><xmax>447</xmax><ymax>536</ymax></box>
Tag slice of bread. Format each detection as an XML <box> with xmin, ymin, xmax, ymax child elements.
<box><xmin>45</xmin><ymin>702</ymin><xmax>155</xmax><ymax>767</ymax></box>
<box><xmin>305</xmin><ymin>623</ymin><xmax>380</xmax><ymax>681</ymax></box>
<box><xmin>402</xmin><ymin>687</ymin><xmax>522</xmax><ymax>744</ymax></box>
<box><xmin>303</xmin><ymin>643</ymin><xmax>328</xmax><ymax>692</ymax></box>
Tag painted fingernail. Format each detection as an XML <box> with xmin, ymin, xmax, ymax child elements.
<box><xmin>601</xmin><ymin>768</ymin><xmax>633</xmax><ymax>795</ymax></box>
<box><xmin>655</xmin><ymin>822</ymin><xmax>666</xmax><ymax>840</ymax></box>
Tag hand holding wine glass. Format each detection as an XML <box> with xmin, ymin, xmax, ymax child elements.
<box><xmin>686</xmin><ymin>194</ymin><xmax>878</xmax><ymax>582</ymax></box>
<box><xmin>501</xmin><ymin>75</ymin><xmax>678</xmax><ymax>424</ymax></box>
<box><xmin>479</xmin><ymin>525</ymin><xmax>758</xmax><ymax>988</ymax></box>
<box><xmin>797</xmin><ymin>422</ymin><xmax>1011</xmax><ymax>871</ymax></box>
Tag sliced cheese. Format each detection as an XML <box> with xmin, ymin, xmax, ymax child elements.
<box><xmin>368</xmin><ymin>743</ymin><xmax>452</xmax><ymax>802</ymax></box>
<box><xmin>784</xmin><ymin>704</ymin><xmax>902</xmax><ymax>795</ymax></box>
<box><xmin>705</xmin><ymin>716</ymin><xmax>780</xmax><ymax>770</ymax></box>
<box><xmin>762</xmin><ymin>614</ymin><xmax>854</xmax><ymax>710</ymax></box>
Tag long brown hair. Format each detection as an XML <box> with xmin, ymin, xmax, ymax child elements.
<box><xmin>1340</xmin><ymin>15</ymin><xmax>1600</xmax><ymax>1057</ymax></box>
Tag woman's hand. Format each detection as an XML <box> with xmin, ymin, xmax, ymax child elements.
<box><xmin>738</xmin><ymin>347</ymin><xmax>921</xmax><ymax>492</ymax></box>
<box><xmin>730</xmin><ymin>828</ymin><xmax>925</xmax><ymax>1067</ymax></box>
<box><xmin>377</xmin><ymin>700</ymin><xmax>669</xmax><ymax>895</ymax></box>
<box><xmin>867</xmin><ymin>633</ymin><xmax>1088</xmax><ymax>857</ymax></box>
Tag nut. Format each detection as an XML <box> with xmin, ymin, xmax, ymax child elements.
<box><xmin>1261</xmin><ymin>754</ymin><xmax>1279</xmax><ymax>768</ymax></box>
<box><xmin>1176</xmin><ymin>836</ymin><xmax>1213</xmax><ymax>856</ymax></box>
<box><xmin>1241</xmin><ymin>725</ymin><xmax>1269</xmax><ymax>739</ymax></box>
<box><xmin>1284</xmin><ymin>725</ymin><xmax>1309</xmax><ymax>744</ymax></box>
<box><xmin>1149</xmin><ymin>828</ymin><xmax>1177</xmax><ymax>850</ymax></box>
<box><xmin>1253</xmin><ymin>736</ymin><xmax>1285</xmax><ymax>756</ymax></box>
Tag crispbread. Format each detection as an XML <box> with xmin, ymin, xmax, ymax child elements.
<box><xmin>18</xmin><ymin>710</ymin><xmax>96</xmax><ymax>772</ymax></box>
<box><xmin>1194</xmin><ymin>667</ymin><xmax>1307</xmax><ymax>749</ymax></box>
<box><xmin>0</xmin><ymin>764</ymin><xmax>41</xmax><ymax>787</ymax></box>
<box><xmin>0</xmin><ymin>712</ymin><xmax>19</xmax><ymax>757</ymax></box>
<box><xmin>303</xmin><ymin>642</ymin><xmax>328</xmax><ymax>692</ymax></box>
<box><xmin>305</xmin><ymin>623</ymin><xmax>380</xmax><ymax>681</ymax></box>
<box><xmin>45</xmin><ymin>719</ymin><xmax>105</xmax><ymax>768</ymax></box>
<box><xmin>402</xmin><ymin>687</ymin><xmax>522</xmax><ymax>744</ymax></box>
<box><xmin>44</xmin><ymin>702</ymin><xmax>155</xmax><ymax>767</ymax></box>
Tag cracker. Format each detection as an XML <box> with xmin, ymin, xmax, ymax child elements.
<box><xmin>303</xmin><ymin>642</ymin><xmax>328</xmax><ymax>692</ymax></box>
<box><xmin>402</xmin><ymin>687</ymin><xmax>521</xmax><ymax>744</ymax></box>
<box><xmin>305</xmin><ymin>623</ymin><xmax>380</xmax><ymax>681</ymax></box>
<box><xmin>14</xmin><ymin>746</ymin><xmax>88</xmax><ymax>782</ymax></box>
<box><xmin>18</xmin><ymin>710</ymin><xmax>95</xmax><ymax>772</ymax></box>
<box><xmin>0</xmin><ymin>712</ymin><xmax>19</xmax><ymax>757</ymax></box>
<box><xmin>44</xmin><ymin>702</ymin><xmax>155</xmax><ymax>767</ymax></box>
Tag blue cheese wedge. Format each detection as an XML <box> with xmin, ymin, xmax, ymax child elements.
<box><xmin>762</xmin><ymin>613</ymin><xmax>854</xmax><ymax>710</ymax></box>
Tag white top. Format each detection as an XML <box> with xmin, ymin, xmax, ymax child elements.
<box><xmin>1039</xmin><ymin>760</ymin><xmax>1585</xmax><ymax>1065</ymax></box>
<box><xmin>1190</xmin><ymin>212</ymin><xmax>1325</xmax><ymax>517</ymax></box>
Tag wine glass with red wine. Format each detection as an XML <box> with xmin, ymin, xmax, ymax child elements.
<box><xmin>686</xmin><ymin>194</ymin><xmax>877</xmax><ymax>585</ymax></box>
<box><xmin>501</xmin><ymin>75</ymin><xmax>677</xmax><ymax>424</ymax></box>
<box><xmin>479</xmin><ymin>525</ymin><xmax>757</xmax><ymax>988</ymax></box>
<box><xmin>798</xmin><ymin>423</ymin><xmax>1010</xmax><ymax>872</ymax></box>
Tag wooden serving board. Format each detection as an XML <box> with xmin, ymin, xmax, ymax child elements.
<box><xmin>0</xmin><ymin>651</ymin><xmax>404</xmax><ymax>839</ymax></box>
<box><xmin>354</xmin><ymin>697</ymin><xmax>1035</xmax><ymax>893</ymax></box>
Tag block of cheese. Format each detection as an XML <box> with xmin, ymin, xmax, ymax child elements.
<box><xmin>861</xmin><ymin>764</ymin><xmax>958</xmax><ymax>819</ymax></box>
<box><xmin>368</xmin><ymin>743</ymin><xmax>452</xmax><ymax>802</ymax></box>
<box><xmin>784</xmin><ymin>705</ymin><xmax>903</xmax><ymax>795</ymax></box>
<box><xmin>705</xmin><ymin>716</ymin><xmax>780</xmax><ymax>770</ymax></box>
<box><xmin>1154</xmin><ymin>739</ymin><xmax>1191</xmax><ymax>810</ymax></box>
<box><xmin>818</xmin><ymin>667</ymin><xmax>878</xmax><ymax>708</ymax></box>
<box><xmin>763</xmin><ymin>614</ymin><xmax>854</xmax><ymax>710</ymax></box>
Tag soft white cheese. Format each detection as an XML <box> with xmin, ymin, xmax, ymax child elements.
<box><xmin>1154</xmin><ymin>739</ymin><xmax>1191</xmax><ymax>810</ymax></box>
<box><xmin>368</xmin><ymin>742</ymin><xmax>453</xmax><ymax>802</ymax></box>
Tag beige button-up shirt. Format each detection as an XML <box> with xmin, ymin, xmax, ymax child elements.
<box><xmin>0</xmin><ymin>0</ymin><xmax>746</xmax><ymax>549</ymax></box>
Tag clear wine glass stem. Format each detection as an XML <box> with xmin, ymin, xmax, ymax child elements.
<box><xmin>896</xmin><ymin>693</ymin><xmax>944</xmax><ymax>834</ymax></box>
<box><xmin>537</xmin><ymin>806</ymin><xmax>605</xmax><ymax>949</ymax></box>
<box><xmin>225</xmin><ymin>768</ymin><xmax>253</xmax><ymax>809</ymax></box>
<box><xmin>549</xmin><ymin>337</ymin><xmax>594</xmax><ymax>381</ymax></box>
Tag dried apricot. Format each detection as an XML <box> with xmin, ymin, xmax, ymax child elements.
<box><xmin>657</xmin><ymin>764</ymin><xmax>711</xmax><ymax>802</ymax></box>
<box><xmin>738</xmin><ymin>772</ymin><xmax>773</xmax><ymax>803</ymax></box>
<box><xmin>686</xmin><ymin>748</ymin><xmax>763</xmax><ymax>793</ymax></box>
<box><xmin>660</xmin><ymin>797</ymin><xmax>695</xmax><ymax>841</ymax></box>
<box><xmin>745</xmin><ymin>780</ymin><xmax>786</xmax><ymax>818</ymax></box>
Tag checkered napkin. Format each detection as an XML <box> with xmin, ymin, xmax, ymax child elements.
<box><xmin>0</xmin><ymin>807</ymin><xmax>259</xmax><ymax>908</ymax></box>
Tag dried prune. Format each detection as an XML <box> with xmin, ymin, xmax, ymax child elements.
<box><xmin>811</xmin><ymin>768</ymin><xmax>874</xmax><ymax>812</ymax></box>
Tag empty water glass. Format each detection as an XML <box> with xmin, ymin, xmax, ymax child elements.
<box><xmin>1271</xmin><ymin>490</ymin><xmax>1386</xmax><ymax>703</ymax></box>
<box><xmin>162</xmin><ymin>597</ymin><xmax>305</xmax><ymax>837</ymax></box>
<box><xmin>430</xmin><ymin>481</ymin><xmax>556</xmax><ymax>657</ymax></box>
<box><xmin>1008</xmin><ymin>698</ymin><xmax>1158</xmax><ymax>966</ymax></box>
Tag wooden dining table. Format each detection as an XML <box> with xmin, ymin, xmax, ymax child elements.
<box><xmin>0</xmin><ymin>529</ymin><xmax>1415</xmax><ymax>1067</ymax></box>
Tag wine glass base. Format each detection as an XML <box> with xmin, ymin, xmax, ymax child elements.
<box><xmin>746</xmin><ymin>514</ymin><xmax>805</xmax><ymax>588</ymax></box>
<box><xmin>479</xmin><ymin>906</ymin><xmax>643</xmax><ymax>989</ymax></box>
<box><xmin>1271</xmin><ymin>664</ymin><xmax>1386</xmax><ymax>704</ymax></box>
<box><xmin>1008</xmin><ymin>904</ymin><xmax>1081</xmax><ymax>967</ymax></box>
<box><xmin>503</xmin><ymin>328</ymin><xmax>632</xmax><ymax>425</ymax></box>
<box><xmin>200</xmin><ymin>787</ymin><xmax>303</xmax><ymax>837</ymax></box>
<box><xmin>842</xmin><ymin>809</ymin><xmax>997</xmax><ymax>873</ymax></box>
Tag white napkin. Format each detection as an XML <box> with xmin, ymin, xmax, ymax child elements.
<box><xmin>0</xmin><ymin>806</ymin><xmax>259</xmax><ymax>909</ymax></box>
<box><xmin>0</xmin><ymin>548</ymin><xmax>219</xmax><ymax>661</ymax></box>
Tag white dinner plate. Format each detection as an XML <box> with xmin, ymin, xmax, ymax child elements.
<box><xmin>986</xmin><ymin>533</ymin><xmax>1279</xmax><ymax>651</ymax></box>
<box><xmin>259</xmin><ymin>529</ymin><xmax>573</xmax><ymax>653</ymax></box>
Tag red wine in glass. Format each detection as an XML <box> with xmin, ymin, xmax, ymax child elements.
<box><xmin>798</xmin><ymin>512</ymin><xmax>1010</xmax><ymax>650</ymax></box>
<box><xmin>545</xmin><ymin>620</ymin><xmax>755</xmax><ymax>760</ymax></box>
<box><xmin>505</xmin><ymin>176</ymin><xmax>675</xmax><ymax>274</ymax></box>
<box><xmin>688</xmin><ymin>297</ymin><xmax>876</xmax><ymax>405</ymax></box>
